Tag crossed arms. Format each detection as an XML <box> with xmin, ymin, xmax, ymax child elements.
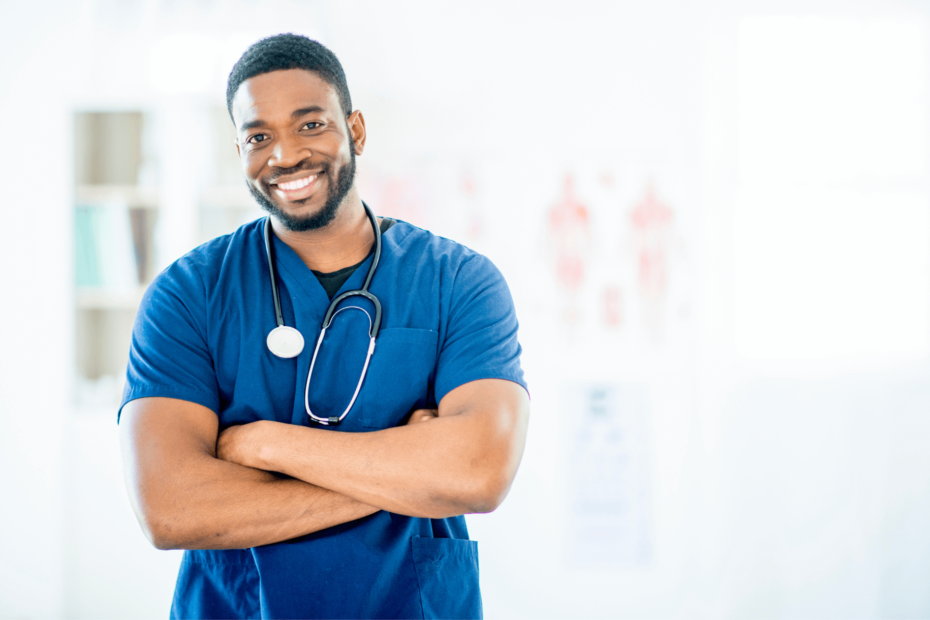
<box><xmin>118</xmin><ymin>379</ymin><xmax>529</xmax><ymax>550</ymax></box>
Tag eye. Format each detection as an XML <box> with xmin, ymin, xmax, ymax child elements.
<box><xmin>246</xmin><ymin>133</ymin><xmax>268</xmax><ymax>145</ymax></box>
<box><xmin>302</xmin><ymin>122</ymin><xmax>322</xmax><ymax>130</ymax></box>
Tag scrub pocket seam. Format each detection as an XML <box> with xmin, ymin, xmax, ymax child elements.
<box><xmin>358</xmin><ymin>328</ymin><xmax>439</xmax><ymax>429</ymax></box>
<box><xmin>410</xmin><ymin>536</ymin><xmax>482</xmax><ymax>620</ymax></box>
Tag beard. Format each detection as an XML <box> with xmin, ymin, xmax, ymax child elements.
<box><xmin>249</xmin><ymin>143</ymin><xmax>357</xmax><ymax>232</ymax></box>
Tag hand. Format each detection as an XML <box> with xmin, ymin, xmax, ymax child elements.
<box><xmin>406</xmin><ymin>408</ymin><xmax>439</xmax><ymax>425</ymax></box>
<box><xmin>217</xmin><ymin>421</ymin><xmax>271</xmax><ymax>469</ymax></box>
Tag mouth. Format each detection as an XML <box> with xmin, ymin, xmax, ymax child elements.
<box><xmin>269</xmin><ymin>172</ymin><xmax>321</xmax><ymax>202</ymax></box>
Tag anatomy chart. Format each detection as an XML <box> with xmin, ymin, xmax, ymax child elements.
<box><xmin>546</xmin><ymin>175</ymin><xmax>592</xmax><ymax>324</ymax></box>
<box><xmin>536</xmin><ymin>160</ymin><xmax>693</xmax><ymax>360</ymax></box>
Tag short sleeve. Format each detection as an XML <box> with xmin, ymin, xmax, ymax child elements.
<box><xmin>434</xmin><ymin>254</ymin><xmax>527</xmax><ymax>404</ymax></box>
<box><xmin>118</xmin><ymin>259</ymin><xmax>220</xmax><ymax>422</ymax></box>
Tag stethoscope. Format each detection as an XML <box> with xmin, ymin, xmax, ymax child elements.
<box><xmin>263</xmin><ymin>202</ymin><xmax>383</xmax><ymax>425</ymax></box>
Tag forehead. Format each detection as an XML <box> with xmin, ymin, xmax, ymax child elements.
<box><xmin>232</xmin><ymin>68</ymin><xmax>340</xmax><ymax>127</ymax></box>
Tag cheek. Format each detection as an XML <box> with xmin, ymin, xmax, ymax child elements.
<box><xmin>313</xmin><ymin>132</ymin><xmax>347</xmax><ymax>158</ymax></box>
<box><xmin>244</xmin><ymin>154</ymin><xmax>265</xmax><ymax>180</ymax></box>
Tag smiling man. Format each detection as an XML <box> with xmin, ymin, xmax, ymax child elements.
<box><xmin>118</xmin><ymin>33</ymin><xmax>529</xmax><ymax>620</ymax></box>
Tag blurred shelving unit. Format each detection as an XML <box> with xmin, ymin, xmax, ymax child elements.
<box><xmin>73</xmin><ymin>111</ymin><xmax>157</xmax><ymax>407</ymax></box>
<box><xmin>72</xmin><ymin>105</ymin><xmax>262</xmax><ymax>410</ymax></box>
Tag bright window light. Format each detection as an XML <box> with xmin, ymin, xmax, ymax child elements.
<box><xmin>734</xmin><ymin>16</ymin><xmax>930</xmax><ymax>368</ymax></box>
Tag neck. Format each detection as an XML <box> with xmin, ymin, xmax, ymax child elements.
<box><xmin>270</xmin><ymin>191</ymin><xmax>375</xmax><ymax>273</ymax></box>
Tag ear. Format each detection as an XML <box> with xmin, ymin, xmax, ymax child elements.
<box><xmin>347</xmin><ymin>110</ymin><xmax>366</xmax><ymax>156</ymax></box>
<box><xmin>234</xmin><ymin>138</ymin><xmax>241</xmax><ymax>159</ymax></box>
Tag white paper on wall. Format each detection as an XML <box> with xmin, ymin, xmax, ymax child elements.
<box><xmin>565</xmin><ymin>383</ymin><xmax>654</xmax><ymax>569</ymax></box>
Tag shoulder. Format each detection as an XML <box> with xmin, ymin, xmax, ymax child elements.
<box><xmin>142</xmin><ymin>219</ymin><xmax>264</xmax><ymax>313</ymax></box>
<box><xmin>384</xmin><ymin>220</ymin><xmax>497</xmax><ymax>279</ymax></box>
<box><xmin>384</xmin><ymin>221</ymin><xmax>512</xmax><ymax>325</ymax></box>
<box><xmin>150</xmin><ymin>219</ymin><xmax>264</xmax><ymax>295</ymax></box>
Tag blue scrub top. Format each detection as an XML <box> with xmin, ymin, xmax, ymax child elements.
<box><xmin>120</xmin><ymin>218</ymin><xmax>526</xmax><ymax>620</ymax></box>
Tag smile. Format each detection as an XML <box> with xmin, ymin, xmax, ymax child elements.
<box><xmin>271</xmin><ymin>173</ymin><xmax>320</xmax><ymax>201</ymax></box>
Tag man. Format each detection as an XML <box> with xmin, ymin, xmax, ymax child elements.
<box><xmin>118</xmin><ymin>33</ymin><xmax>529</xmax><ymax>620</ymax></box>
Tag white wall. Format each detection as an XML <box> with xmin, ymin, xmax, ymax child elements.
<box><xmin>0</xmin><ymin>3</ymin><xmax>76</xmax><ymax>617</ymax></box>
<box><xmin>1</xmin><ymin>1</ymin><xmax>928</xmax><ymax>618</ymax></box>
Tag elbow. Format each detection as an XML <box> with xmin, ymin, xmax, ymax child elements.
<box><xmin>459</xmin><ymin>391</ymin><xmax>529</xmax><ymax>514</ymax></box>
<box><xmin>130</xmin><ymin>483</ymin><xmax>218</xmax><ymax>550</ymax></box>
<box><xmin>148</xmin><ymin>526</ymin><xmax>181</xmax><ymax>551</ymax></box>
<box><xmin>423</xmin><ymin>470</ymin><xmax>512</xmax><ymax>518</ymax></box>
<box><xmin>462</xmin><ymin>471</ymin><xmax>514</xmax><ymax>515</ymax></box>
<box><xmin>148</xmin><ymin>533</ymin><xmax>175</xmax><ymax>552</ymax></box>
<box><xmin>133</xmin><ymin>504</ymin><xmax>187</xmax><ymax>550</ymax></box>
<box><xmin>139</xmin><ymin>513</ymin><xmax>181</xmax><ymax>550</ymax></box>
<box><xmin>456</xmin><ymin>446</ymin><xmax>525</xmax><ymax>515</ymax></box>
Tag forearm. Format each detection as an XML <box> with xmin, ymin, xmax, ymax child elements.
<box><xmin>242</xmin><ymin>382</ymin><xmax>529</xmax><ymax>518</ymax></box>
<box><xmin>120</xmin><ymin>397</ymin><xmax>378</xmax><ymax>550</ymax></box>
<box><xmin>263</xmin><ymin>418</ymin><xmax>481</xmax><ymax>517</ymax></box>
<box><xmin>144</xmin><ymin>456</ymin><xmax>376</xmax><ymax>550</ymax></box>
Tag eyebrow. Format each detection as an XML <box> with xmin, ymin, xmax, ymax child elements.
<box><xmin>239</xmin><ymin>119</ymin><xmax>266</xmax><ymax>132</ymax></box>
<box><xmin>291</xmin><ymin>106</ymin><xmax>326</xmax><ymax>118</ymax></box>
<box><xmin>239</xmin><ymin>106</ymin><xmax>327</xmax><ymax>133</ymax></box>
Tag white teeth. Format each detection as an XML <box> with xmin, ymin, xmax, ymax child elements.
<box><xmin>278</xmin><ymin>175</ymin><xmax>316</xmax><ymax>191</ymax></box>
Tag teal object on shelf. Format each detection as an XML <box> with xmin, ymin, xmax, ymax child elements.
<box><xmin>74</xmin><ymin>206</ymin><xmax>102</xmax><ymax>288</ymax></box>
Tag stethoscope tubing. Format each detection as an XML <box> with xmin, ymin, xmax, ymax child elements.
<box><xmin>264</xmin><ymin>215</ymin><xmax>286</xmax><ymax>329</ymax></box>
<box><xmin>304</xmin><ymin>307</ymin><xmax>377</xmax><ymax>425</ymax></box>
<box><xmin>263</xmin><ymin>202</ymin><xmax>383</xmax><ymax>425</ymax></box>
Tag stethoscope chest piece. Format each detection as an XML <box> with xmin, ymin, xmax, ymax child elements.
<box><xmin>267</xmin><ymin>325</ymin><xmax>305</xmax><ymax>358</ymax></box>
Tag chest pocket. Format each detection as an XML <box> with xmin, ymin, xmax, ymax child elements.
<box><xmin>305</xmin><ymin>318</ymin><xmax>439</xmax><ymax>431</ymax></box>
<box><xmin>355</xmin><ymin>328</ymin><xmax>439</xmax><ymax>429</ymax></box>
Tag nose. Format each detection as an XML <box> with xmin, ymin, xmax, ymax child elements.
<box><xmin>268</xmin><ymin>133</ymin><xmax>310</xmax><ymax>170</ymax></box>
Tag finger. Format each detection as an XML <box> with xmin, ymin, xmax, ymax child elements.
<box><xmin>406</xmin><ymin>409</ymin><xmax>438</xmax><ymax>424</ymax></box>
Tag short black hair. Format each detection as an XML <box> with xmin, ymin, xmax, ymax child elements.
<box><xmin>226</xmin><ymin>33</ymin><xmax>352</xmax><ymax>123</ymax></box>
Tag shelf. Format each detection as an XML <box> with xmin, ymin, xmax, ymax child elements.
<box><xmin>75</xmin><ymin>184</ymin><xmax>158</xmax><ymax>208</ymax></box>
<box><xmin>77</xmin><ymin>287</ymin><xmax>146</xmax><ymax>310</ymax></box>
<box><xmin>73</xmin><ymin>377</ymin><xmax>125</xmax><ymax>413</ymax></box>
<box><xmin>199</xmin><ymin>184</ymin><xmax>256</xmax><ymax>209</ymax></box>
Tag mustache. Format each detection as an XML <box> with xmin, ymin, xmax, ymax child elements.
<box><xmin>268</xmin><ymin>159</ymin><xmax>328</xmax><ymax>183</ymax></box>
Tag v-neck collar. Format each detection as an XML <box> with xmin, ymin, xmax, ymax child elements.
<box><xmin>270</xmin><ymin>230</ymin><xmax>377</xmax><ymax>318</ymax></box>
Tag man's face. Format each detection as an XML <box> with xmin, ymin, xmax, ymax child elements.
<box><xmin>231</xmin><ymin>68</ymin><xmax>362</xmax><ymax>231</ymax></box>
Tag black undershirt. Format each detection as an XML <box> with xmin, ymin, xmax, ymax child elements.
<box><xmin>311</xmin><ymin>218</ymin><xmax>396</xmax><ymax>299</ymax></box>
